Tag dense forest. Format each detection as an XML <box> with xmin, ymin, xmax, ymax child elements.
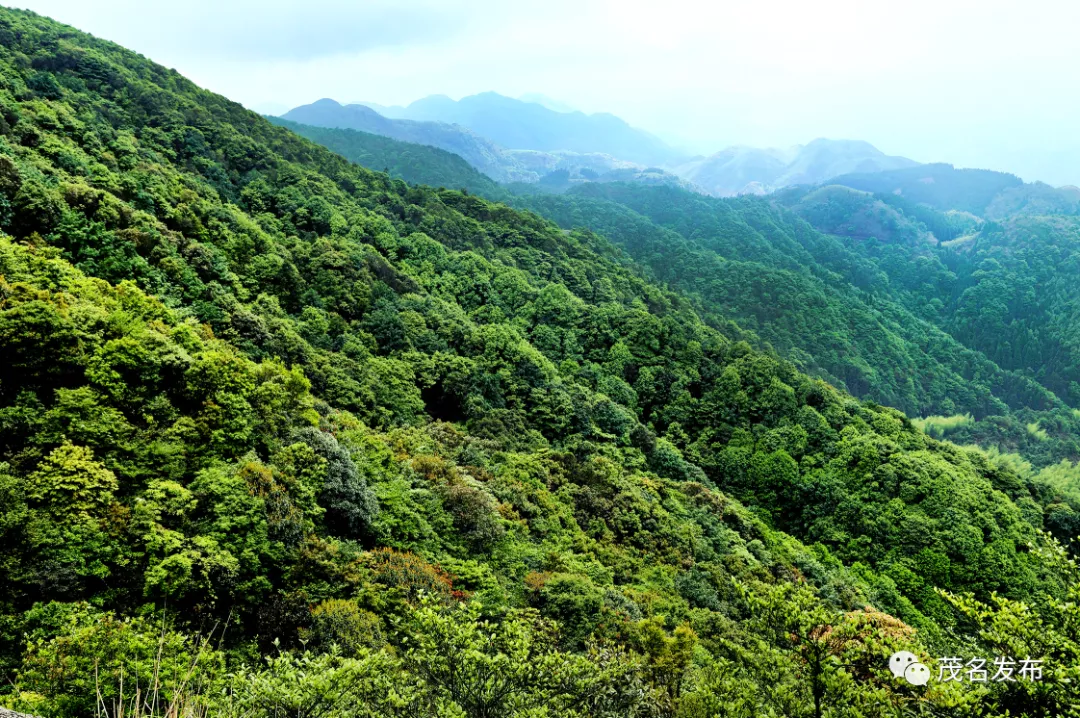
<box><xmin>511</xmin><ymin>184</ymin><xmax>1060</xmax><ymax>419</ymax></box>
<box><xmin>1</xmin><ymin>7</ymin><xmax>1079</xmax><ymax>718</ymax></box>
<box><xmin>788</xmin><ymin>187</ymin><xmax>1080</xmax><ymax>480</ymax></box>
<box><xmin>269</xmin><ymin>117</ymin><xmax>510</xmax><ymax>201</ymax></box>
<box><xmin>508</xmin><ymin>180</ymin><xmax>1080</xmax><ymax>542</ymax></box>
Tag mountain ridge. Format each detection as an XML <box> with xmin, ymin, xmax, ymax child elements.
<box><xmin>281</xmin><ymin>98</ymin><xmax>538</xmax><ymax>182</ymax></box>
<box><xmin>362</xmin><ymin>91</ymin><xmax>683</xmax><ymax>167</ymax></box>
<box><xmin>676</xmin><ymin>139</ymin><xmax>920</xmax><ymax>196</ymax></box>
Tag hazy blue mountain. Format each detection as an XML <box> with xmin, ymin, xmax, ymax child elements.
<box><xmin>284</xmin><ymin>98</ymin><xmax>696</xmax><ymax>192</ymax></box>
<box><xmin>280</xmin><ymin>98</ymin><xmax>536</xmax><ymax>182</ymax></box>
<box><xmin>774</xmin><ymin>139</ymin><xmax>918</xmax><ymax>186</ymax></box>
<box><xmin>673</xmin><ymin>139</ymin><xmax>918</xmax><ymax>196</ymax></box>
<box><xmin>349</xmin><ymin>100</ymin><xmax>408</xmax><ymax>118</ymax></box>
<box><xmin>673</xmin><ymin>146</ymin><xmax>791</xmax><ymax>196</ymax></box>
<box><xmin>517</xmin><ymin>92</ymin><xmax>577</xmax><ymax>113</ymax></box>
<box><xmin>286</xmin><ymin>99</ymin><xmax>932</xmax><ymax>205</ymax></box>
<box><xmin>384</xmin><ymin>91</ymin><xmax>683</xmax><ymax>166</ymax></box>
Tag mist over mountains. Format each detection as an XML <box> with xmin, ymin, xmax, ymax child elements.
<box><xmin>349</xmin><ymin>91</ymin><xmax>681</xmax><ymax>166</ymax></box>
<box><xmin>281</xmin><ymin>93</ymin><xmax>926</xmax><ymax>196</ymax></box>
<box><xmin>672</xmin><ymin>139</ymin><xmax>920</xmax><ymax>196</ymax></box>
<box><xmin>279</xmin><ymin>98</ymin><xmax>536</xmax><ymax>182</ymax></box>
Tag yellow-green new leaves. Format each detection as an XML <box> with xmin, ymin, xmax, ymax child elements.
<box><xmin>26</xmin><ymin>442</ymin><xmax>117</xmax><ymax>522</ymax></box>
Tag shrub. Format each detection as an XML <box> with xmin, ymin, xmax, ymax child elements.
<box><xmin>537</xmin><ymin>573</ymin><xmax>605</xmax><ymax>648</ymax></box>
<box><xmin>300</xmin><ymin>599</ymin><xmax>384</xmax><ymax>655</ymax></box>
<box><xmin>15</xmin><ymin>612</ymin><xmax>223</xmax><ymax>718</ymax></box>
<box><xmin>362</xmin><ymin>548</ymin><xmax>454</xmax><ymax>602</ymax></box>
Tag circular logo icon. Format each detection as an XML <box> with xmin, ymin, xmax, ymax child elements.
<box><xmin>889</xmin><ymin>651</ymin><xmax>917</xmax><ymax>679</ymax></box>
<box><xmin>904</xmin><ymin>662</ymin><xmax>930</xmax><ymax>686</ymax></box>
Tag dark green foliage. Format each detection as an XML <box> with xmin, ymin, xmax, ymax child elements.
<box><xmin>797</xmin><ymin>185</ymin><xmax>1080</xmax><ymax>450</ymax></box>
<box><xmin>513</xmin><ymin>183</ymin><xmax>1058</xmax><ymax>419</ymax></box>
<box><xmin>291</xmin><ymin>426</ymin><xmax>378</xmax><ymax>540</ymax></box>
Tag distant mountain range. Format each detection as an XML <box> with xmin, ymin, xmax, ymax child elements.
<box><xmin>280</xmin><ymin>99</ymin><xmax>537</xmax><ymax>183</ymax></box>
<box><xmin>273</xmin><ymin>106</ymin><xmax>695</xmax><ymax>197</ymax></box>
<box><xmin>350</xmin><ymin>92</ymin><xmax>682</xmax><ymax>167</ymax></box>
<box><xmin>516</xmin><ymin>93</ymin><xmax>577</xmax><ymax>113</ymax></box>
<box><xmin>280</xmin><ymin>96</ymin><xmax>928</xmax><ymax>198</ymax></box>
<box><xmin>674</xmin><ymin>139</ymin><xmax>920</xmax><ymax>196</ymax></box>
<box><xmin>281</xmin><ymin>96</ymin><xmax>693</xmax><ymax>188</ymax></box>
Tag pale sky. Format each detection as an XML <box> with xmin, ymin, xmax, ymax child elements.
<box><xmin>12</xmin><ymin>0</ymin><xmax>1080</xmax><ymax>185</ymax></box>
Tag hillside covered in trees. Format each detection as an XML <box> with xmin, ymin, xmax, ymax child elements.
<box><xmin>269</xmin><ymin>117</ymin><xmax>510</xmax><ymax>200</ymax></box>
<box><xmin>511</xmin><ymin>184</ymin><xmax>1061</xmax><ymax>419</ymax></box>
<box><xmin>773</xmin><ymin>177</ymin><xmax>1080</xmax><ymax>476</ymax></box>
<box><xmin>510</xmin><ymin>180</ymin><xmax>1080</xmax><ymax>524</ymax></box>
<box><xmin>1</xmin><ymin>7</ymin><xmax>1079</xmax><ymax>718</ymax></box>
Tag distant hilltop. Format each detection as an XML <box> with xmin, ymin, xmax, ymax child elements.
<box><xmin>673</xmin><ymin>139</ymin><xmax>919</xmax><ymax>196</ymax></box>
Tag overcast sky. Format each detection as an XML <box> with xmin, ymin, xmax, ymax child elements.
<box><xmin>13</xmin><ymin>0</ymin><xmax>1080</xmax><ymax>184</ymax></box>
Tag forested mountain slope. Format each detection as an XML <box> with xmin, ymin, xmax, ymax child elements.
<box><xmin>768</xmin><ymin>171</ymin><xmax>1080</xmax><ymax>468</ymax></box>
<box><xmin>826</xmin><ymin>164</ymin><xmax>1026</xmax><ymax>216</ymax></box>
<box><xmin>774</xmin><ymin>183</ymin><xmax>985</xmax><ymax>244</ymax></box>
<box><xmin>778</xmin><ymin>185</ymin><xmax>938</xmax><ymax>245</ymax></box>
<box><xmin>834</xmin><ymin>213</ymin><xmax>1080</xmax><ymax>406</ymax></box>
<box><xmin>513</xmin><ymin>183</ymin><xmax>1059</xmax><ymax>420</ymax></box>
<box><xmin>0</xmin><ymin>7</ymin><xmax>1078</xmax><ymax>718</ymax></box>
<box><xmin>829</xmin><ymin>164</ymin><xmax>1080</xmax><ymax>222</ymax></box>
<box><xmin>269</xmin><ymin>117</ymin><xmax>509</xmax><ymax>199</ymax></box>
<box><xmin>284</xmin><ymin>108</ymin><xmax>1080</xmax><ymax>479</ymax></box>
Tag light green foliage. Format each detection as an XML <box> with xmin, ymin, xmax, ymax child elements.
<box><xmin>26</xmin><ymin>442</ymin><xmax>117</xmax><ymax>521</ymax></box>
<box><xmin>15</xmin><ymin>609</ymin><xmax>224</xmax><ymax>718</ymax></box>
<box><xmin>300</xmin><ymin>599</ymin><xmax>385</xmax><ymax>654</ymax></box>
<box><xmin>399</xmin><ymin>599</ymin><xmax>646</xmax><ymax>717</ymax></box>
<box><xmin>1026</xmin><ymin>422</ymin><xmax>1049</xmax><ymax>441</ymax></box>
<box><xmin>913</xmin><ymin>414</ymin><xmax>975</xmax><ymax>438</ymax></box>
